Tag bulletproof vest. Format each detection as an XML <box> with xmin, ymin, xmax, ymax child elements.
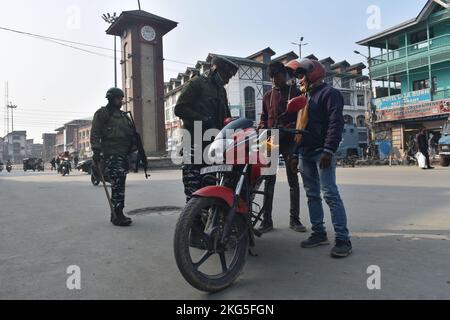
<box><xmin>100</xmin><ymin>107</ymin><xmax>136</xmax><ymax>155</ymax></box>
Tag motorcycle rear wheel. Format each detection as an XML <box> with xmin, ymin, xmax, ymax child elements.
<box><xmin>174</xmin><ymin>197</ymin><xmax>249</xmax><ymax>293</ymax></box>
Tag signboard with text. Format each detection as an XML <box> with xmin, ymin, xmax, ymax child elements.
<box><xmin>377</xmin><ymin>99</ymin><xmax>450</xmax><ymax>122</ymax></box>
<box><xmin>374</xmin><ymin>89</ymin><xmax>431</xmax><ymax>110</ymax></box>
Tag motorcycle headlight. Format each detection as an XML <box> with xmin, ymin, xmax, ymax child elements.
<box><xmin>207</xmin><ymin>139</ymin><xmax>234</xmax><ymax>164</ymax></box>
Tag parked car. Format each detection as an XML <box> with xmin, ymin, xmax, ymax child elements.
<box><xmin>23</xmin><ymin>158</ymin><xmax>45</xmax><ymax>172</ymax></box>
<box><xmin>0</xmin><ymin>161</ymin><xmax>3</xmax><ymax>172</ymax></box>
<box><xmin>76</xmin><ymin>159</ymin><xmax>93</xmax><ymax>174</ymax></box>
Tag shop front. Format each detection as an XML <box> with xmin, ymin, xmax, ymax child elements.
<box><xmin>374</xmin><ymin>96</ymin><xmax>450</xmax><ymax>159</ymax></box>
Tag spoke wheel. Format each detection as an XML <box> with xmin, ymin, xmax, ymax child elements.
<box><xmin>174</xmin><ymin>197</ymin><xmax>249</xmax><ymax>293</ymax></box>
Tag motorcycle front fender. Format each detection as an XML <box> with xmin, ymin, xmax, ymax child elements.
<box><xmin>193</xmin><ymin>186</ymin><xmax>249</xmax><ymax>215</ymax></box>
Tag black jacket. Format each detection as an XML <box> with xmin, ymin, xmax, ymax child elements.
<box><xmin>299</xmin><ymin>83</ymin><xmax>345</xmax><ymax>154</ymax></box>
<box><xmin>417</xmin><ymin>133</ymin><xmax>429</xmax><ymax>153</ymax></box>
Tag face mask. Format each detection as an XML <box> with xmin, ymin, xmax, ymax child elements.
<box><xmin>286</xmin><ymin>74</ymin><xmax>297</xmax><ymax>87</ymax></box>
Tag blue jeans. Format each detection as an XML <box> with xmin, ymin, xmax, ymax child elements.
<box><xmin>298</xmin><ymin>150</ymin><xmax>350</xmax><ymax>241</ymax></box>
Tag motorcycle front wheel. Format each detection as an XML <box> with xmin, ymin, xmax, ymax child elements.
<box><xmin>174</xmin><ymin>197</ymin><xmax>249</xmax><ymax>293</ymax></box>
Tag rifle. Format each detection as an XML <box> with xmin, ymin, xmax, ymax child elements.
<box><xmin>125</xmin><ymin>111</ymin><xmax>150</xmax><ymax>179</ymax></box>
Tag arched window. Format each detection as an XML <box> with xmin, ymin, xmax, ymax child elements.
<box><xmin>357</xmin><ymin>115</ymin><xmax>366</xmax><ymax>127</ymax></box>
<box><xmin>344</xmin><ymin>115</ymin><xmax>354</xmax><ymax>125</ymax></box>
<box><xmin>244</xmin><ymin>87</ymin><xmax>256</xmax><ymax>121</ymax></box>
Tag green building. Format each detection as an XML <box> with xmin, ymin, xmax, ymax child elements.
<box><xmin>357</xmin><ymin>0</ymin><xmax>450</xmax><ymax>157</ymax></box>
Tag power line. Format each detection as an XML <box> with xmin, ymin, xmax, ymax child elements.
<box><xmin>0</xmin><ymin>26</ymin><xmax>194</xmax><ymax>66</ymax></box>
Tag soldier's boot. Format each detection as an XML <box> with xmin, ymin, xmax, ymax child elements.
<box><xmin>111</xmin><ymin>208</ymin><xmax>132</xmax><ymax>227</ymax></box>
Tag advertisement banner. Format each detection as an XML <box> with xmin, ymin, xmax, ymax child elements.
<box><xmin>374</xmin><ymin>89</ymin><xmax>431</xmax><ymax>110</ymax></box>
<box><xmin>377</xmin><ymin>99</ymin><xmax>450</xmax><ymax>122</ymax></box>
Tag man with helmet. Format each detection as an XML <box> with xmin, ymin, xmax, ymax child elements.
<box><xmin>91</xmin><ymin>88</ymin><xmax>136</xmax><ymax>227</ymax></box>
<box><xmin>175</xmin><ymin>56</ymin><xmax>238</xmax><ymax>249</ymax></box>
<box><xmin>257</xmin><ymin>61</ymin><xmax>307</xmax><ymax>234</ymax></box>
<box><xmin>290</xmin><ymin>58</ymin><xmax>352</xmax><ymax>258</ymax></box>
<box><xmin>175</xmin><ymin>55</ymin><xmax>239</xmax><ymax>203</ymax></box>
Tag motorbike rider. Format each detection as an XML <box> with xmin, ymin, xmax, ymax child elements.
<box><xmin>290</xmin><ymin>58</ymin><xmax>352</xmax><ymax>258</ymax></box>
<box><xmin>91</xmin><ymin>88</ymin><xmax>136</xmax><ymax>227</ymax></box>
<box><xmin>174</xmin><ymin>56</ymin><xmax>239</xmax><ymax>248</ymax></box>
<box><xmin>258</xmin><ymin>61</ymin><xmax>307</xmax><ymax>234</ymax></box>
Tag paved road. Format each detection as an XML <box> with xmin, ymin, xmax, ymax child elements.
<box><xmin>1</xmin><ymin>166</ymin><xmax>449</xmax><ymax>300</ymax></box>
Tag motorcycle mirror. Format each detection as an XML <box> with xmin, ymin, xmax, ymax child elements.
<box><xmin>287</xmin><ymin>96</ymin><xmax>307</xmax><ymax>114</ymax></box>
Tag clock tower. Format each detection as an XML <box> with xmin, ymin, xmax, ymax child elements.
<box><xmin>106</xmin><ymin>10</ymin><xmax>178</xmax><ymax>156</ymax></box>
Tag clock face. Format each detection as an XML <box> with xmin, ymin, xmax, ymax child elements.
<box><xmin>141</xmin><ymin>25</ymin><xmax>156</xmax><ymax>42</ymax></box>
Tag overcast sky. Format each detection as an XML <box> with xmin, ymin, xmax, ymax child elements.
<box><xmin>0</xmin><ymin>0</ymin><xmax>427</xmax><ymax>142</ymax></box>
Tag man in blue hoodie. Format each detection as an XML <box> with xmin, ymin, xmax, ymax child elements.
<box><xmin>291</xmin><ymin>59</ymin><xmax>352</xmax><ymax>258</ymax></box>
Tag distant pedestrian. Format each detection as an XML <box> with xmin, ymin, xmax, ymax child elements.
<box><xmin>50</xmin><ymin>158</ymin><xmax>56</xmax><ymax>171</ymax></box>
<box><xmin>55</xmin><ymin>156</ymin><xmax>61</xmax><ymax>173</ymax></box>
<box><xmin>416</xmin><ymin>128</ymin><xmax>434</xmax><ymax>170</ymax></box>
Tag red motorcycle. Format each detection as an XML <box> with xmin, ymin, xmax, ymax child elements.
<box><xmin>174</xmin><ymin>96</ymin><xmax>307</xmax><ymax>292</ymax></box>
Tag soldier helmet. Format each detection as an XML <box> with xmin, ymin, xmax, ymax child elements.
<box><xmin>211</xmin><ymin>56</ymin><xmax>239</xmax><ymax>77</ymax></box>
<box><xmin>106</xmin><ymin>88</ymin><xmax>125</xmax><ymax>100</ymax></box>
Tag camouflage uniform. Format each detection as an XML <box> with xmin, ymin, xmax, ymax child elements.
<box><xmin>105</xmin><ymin>154</ymin><xmax>129</xmax><ymax>209</ymax></box>
<box><xmin>175</xmin><ymin>74</ymin><xmax>231</xmax><ymax>202</ymax></box>
<box><xmin>91</xmin><ymin>105</ymin><xmax>136</xmax><ymax>211</ymax></box>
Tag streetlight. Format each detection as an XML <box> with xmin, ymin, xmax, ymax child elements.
<box><xmin>291</xmin><ymin>37</ymin><xmax>308</xmax><ymax>59</ymax></box>
<box><xmin>102</xmin><ymin>12</ymin><xmax>119</xmax><ymax>87</ymax></box>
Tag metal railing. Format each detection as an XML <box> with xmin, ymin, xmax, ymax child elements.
<box><xmin>432</xmin><ymin>89</ymin><xmax>450</xmax><ymax>101</ymax></box>
<box><xmin>370</xmin><ymin>34</ymin><xmax>450</xmax><ymax>67</ymax></box>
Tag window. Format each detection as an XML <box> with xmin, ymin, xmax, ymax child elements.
<box><xmin>357</xmin><ymin>95</ymin><xmax>365</xmax><ymax>107</ymax></box>
<box><xmin>357</xmin><ymin>115</ymin><xmax>366</xmax><ymax>127</ymax></box>
<box><xmin>344</xmin><ymin>115</ymin><xmax>354</xmax><ymax>125</ymax></box>
<box><xmin>413</xmin><ymin>77</ymin><xmax>436</xmax><ymax>91</ymax></box>
<box><xmin>341</xmin><ymin>78</ymin><xmax>351</xmax><ymax>89</ymax></box>
<box><xmin>244</xmin><ymin>87</ymin><xmax>256</xmax><ymax>120</ymax></box>
<box><xmin>342</xmin><ymin>92</ymin><xmax>353</xmax><ymax>106</ymax></box>
<box><xmin>410</xmin><ymin>28</ymin><xmax>434</xmax><ymax>45</ymax></box>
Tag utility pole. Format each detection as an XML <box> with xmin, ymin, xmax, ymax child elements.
<box><xmin>4</xmin><ymin>81</ymin><xmax>10</xmax><ymax>135</ymax></box>
<box><xmin>7</xmin><ymin>103</ymin><xmax>18</xmax><ymax>133</ymax></box>
<box><xmin>138</xmin><ymin>0</ymin><xmax>142</xmax><ymax>10</ymax></box>
<box><xmin>355</xmin><ymin>50</ymin><xmax>377</xmax><ymax>157</ymax></box>
<box><xmin>291</xmin><ymin>37</ymin><xmax>308</xmax><ymax>59</ymax></box>
<box><xmin>102</xmin><ymin>13</ymin><xmax>119</xmax><ymax>87</ymax></box>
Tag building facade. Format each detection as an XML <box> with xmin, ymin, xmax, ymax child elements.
<box><xmin>3</xmin><ymin>131</ymin><xmax>27</xmax><ymax>163</ymax></box>
<box><xmin>42</xmin><ymin>133</ymin><xmax>56</xmax><ymax>162</ymax></box>
<box><xmin>77</xmin><ymin>122</ymin><xmax>93</xmax><ymax>160</ymax></box>
<box><xmin>0</xmin><ymin>137</ymin><xmax>4</xmax><ymax>162</ymax></box>
<box><xmin>54</xmin><ymin>119</ymin><xmax>92</xmax><ymax>156</ymax></box>
<box><xmin>357</xmin><ymin>0</ymin><xmax>450</xmax><ymax>158</ymax></box>
<box><xmin>164</xmin><ymin>49</ymin><xmax>370</xmax><ymax>151</ymax></box>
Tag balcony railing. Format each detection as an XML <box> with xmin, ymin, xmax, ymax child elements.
<box><xmin>370</xmin><ymin>34</ymin><xmax>450</xmax><ymax>67</ymax></box>
<box><xmin>432</xmin><ymin>88</ymin><xmax>450</xmax><ymax>101</ymax></box>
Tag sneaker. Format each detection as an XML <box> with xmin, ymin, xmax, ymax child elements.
<box><xmin>290</xmin><ymin>220</ymin><xmax>307</xmax><ymax>233</ymax></box>
<box><xmin>301</xmin><ymin>234</ymin><xmax>330</xmax><ymax>248</ymax></box>
<box><xmin>331</xmin><ymin>240</ymin><xmax>353</xmax><ymax>258</ymax></box>
<box><xmin>258</xmin><ymin>220</ymin><xmax>274</xmax><ymax>234</ymax></box>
